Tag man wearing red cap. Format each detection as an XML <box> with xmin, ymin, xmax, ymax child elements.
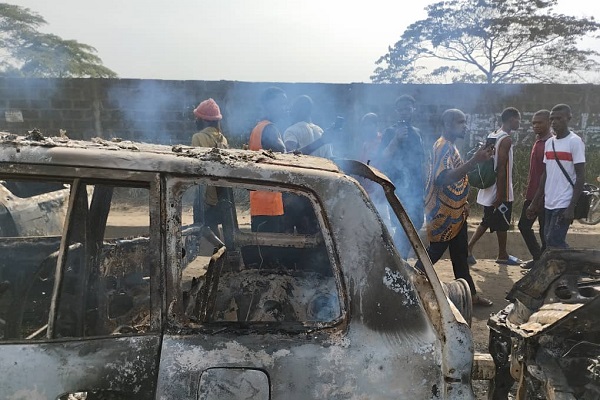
<box><xmin>192</xmin><ymin>98</ymin><xmax>228</xmax><ymax>148</ymax></box>
<box><xmin>191</xmin><ymin>98</ymin><xmax>228</xmax><ymax>234</ymax></box>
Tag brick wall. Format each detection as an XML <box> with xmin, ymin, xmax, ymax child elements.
<box><xmin>1</xmin><ymin>78</ymin><xmax>599</xmax><ymax>152</ymax></box>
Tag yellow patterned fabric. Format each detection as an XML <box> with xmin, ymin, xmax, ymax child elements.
<box><xmin>425</xmin><ymin>137</ymin><xmax>469</xmax><ymax>242</ymax></box>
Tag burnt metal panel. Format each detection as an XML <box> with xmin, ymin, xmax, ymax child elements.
<box><xmin>0</xmin><ymin>335</ymin><xmax>161</xmax><ymax>399</ymax></box>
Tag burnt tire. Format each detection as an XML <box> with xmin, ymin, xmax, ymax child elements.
<box><xmin>443</xmin><ymin>278</ymin><xmax>473</xmax><ymax>327</ymax></box>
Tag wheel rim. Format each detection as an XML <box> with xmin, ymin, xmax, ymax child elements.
<box><xmin>443</xmin><ymin>278</ymin><xmax>473</xmax><ymax>327</ymax></box>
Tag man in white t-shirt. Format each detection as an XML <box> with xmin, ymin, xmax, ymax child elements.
<box><xmin>282</xmin><ymin>95</ymin><xmax>333</xmax><ymax>233</ymax></box>
<box><xmin>467</xmin><ymin>107</ymin><xmax>522</xmax><ymax>266</ymax></box>
<box><xmin>528</xmin><ymin>104</ymin><xmax>586</xmax><ymax>248</ymax></box>
<box><xmin>283</xmin><ymin>95</ymin><xmax>333</xmax><ymax>159</ymax></box>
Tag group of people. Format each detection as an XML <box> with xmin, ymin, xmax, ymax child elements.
<box><xmin>191</xmin><ymin>87</ymin><xmax>337</xmax><ymax>236</ymax></box>
<box><xmin>408</xmin><ymin>103</ymin><xmax>585</xmax><ymax>306</ymax></box>
<box><xmin>190</xmin><ymin>89</ymin><xmax>587</xmax><ymax>307</ymax></box>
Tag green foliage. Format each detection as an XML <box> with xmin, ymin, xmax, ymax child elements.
<box><xmin>372</xmin><ymin>0</ymin><xmax>600</xmax><ymax>84</ymax></box>
<box><xmin>0</xmin><ymin>3</ymin><xmax>117</xmax><ymax>78</ymax></box>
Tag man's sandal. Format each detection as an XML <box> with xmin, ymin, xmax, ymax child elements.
<box><xmin>495</xmin><ymin>255</ymin><xmax>522</xmax><ymax>266</ymax></box>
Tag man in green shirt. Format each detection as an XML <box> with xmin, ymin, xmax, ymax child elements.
<box><xmin>191</xmin><ymin>98</ymin><xmax>228</xmax><ymax>234</ymax></box>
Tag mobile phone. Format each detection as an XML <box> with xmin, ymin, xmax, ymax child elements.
<box><xmin>485</xmin><ymin>137</ymin><xmax>496</xmax><ymax>148</ymax></box>
<box><xmin>333</xmin><ymin>116</ymin><xmax>345</xmax><ymax>130</ymax></box>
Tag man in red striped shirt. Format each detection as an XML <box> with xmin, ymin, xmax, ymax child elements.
<box><xmin>528</xmin><ymin>104</ymin><xmax>586</xmax><ymax>248</ymax></box>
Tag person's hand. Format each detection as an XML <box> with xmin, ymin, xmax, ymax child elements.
<box><xmin>472</xmin><ymin>144</ymin><xmax>494</xmax><ymax>163</ymax></box>
<box><xmin>321</xmin><ymin>118</ymin><xmax>343</xmax><ymax>144</ymax></box>
<box><xmin>394</xmin><ymin>123</ymin><xmax>409</xmax><ymax>141</ymax></box>
<box><xmin>492</xmin><ymin>198</ymin><xmax>503</xmax><ymax>210</ymax></box>
<box><xmin>560</xmin><ymin>206</ymin><xmax>575</xmax><ymax>224</ymax></box>
<box><xmin>526</xmin><ymin>202</ymin><xmax>538</xmax><ymax>219</ymax></box>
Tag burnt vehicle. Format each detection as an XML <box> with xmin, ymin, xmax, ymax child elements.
<box><xmin>0</xmin><ymin>179</ymin><xmax>69</xmax><ymax>237</ymax></box>
<box><xmin>0</xmin><ymin>133</ymin><xmax>475</xmax><ymax>399</ymax></box>
<box><xmin>488</xmin><ymin>249</ymin><xmax>600</xmax><ymax>399</ymax></box>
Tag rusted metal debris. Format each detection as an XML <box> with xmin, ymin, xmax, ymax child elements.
<box><xmin>488</xmin><ymin>249</ymin><xmax>600</xmax><ymax>399</ymax></box>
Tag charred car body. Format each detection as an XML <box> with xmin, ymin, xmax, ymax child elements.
<box><xmin>0</xmin><ymin>134</ymin><xmax>474</xmax><ymax>399</ymax></box>
<box><xmin>488</xmin><ymin>249</ymin><xmax>600</xmax><ymax>399</ymax></box>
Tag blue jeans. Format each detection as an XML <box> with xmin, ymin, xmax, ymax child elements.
<box><xmin>544</xmin><ymin>208</ymin><xmax>570</xmax><ymax>248</ymax></box>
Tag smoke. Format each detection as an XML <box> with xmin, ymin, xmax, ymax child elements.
<box><xmin>105</xmin><ymin>80</ymin><xmax>187</xmax><ymax>144</ymax></box>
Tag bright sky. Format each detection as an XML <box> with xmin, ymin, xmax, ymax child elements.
<box><xmin>14</xmin><ymin>0</ymin><xmax>600</xmax><ymax>83</ymax></box>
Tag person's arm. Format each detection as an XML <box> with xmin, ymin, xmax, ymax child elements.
<box><xmin>261</xmin><ymin>124</ymin><xmax>286</xmax><ymax>153</ymax></box>
<box><xmin>562</xmin><ymin>162</ymin><xmax>586</xmax><ymax>223</ymax></box>
<box><xmin>527</xmin><ymin>169</ymin><xmax>546</xmax><ymax>219</ymax></box>
<box><xmin>493</xmin><ymin>136</ymin><xmax>512</xmax><ymax>208</ymax></box>
<box><xmin>283</xmin><ymin>126</ymin><xmax>299</xmax><ymax>152</ymax></box>
<box><xmin>381</xmin><ymin>126</ymin><xmax>409</xmax><ymax>161</ymax></box>
<box><xmin>284</xmin><ymin>139</ymin><xmax>299</xmax><ymax>151</ymax></box>
<box><xmin>292</xmin><ymin>124</ymin><xmax>338</xmax><ymax>156</ymax></box>
<box><xmin>295</xmin><ymin>137</ymin><xmax>327</xmax><ymax>155</ymax></box>
<box><xmin>436</xmin><ymin>145</ymin><xmax>493</xmax><ymax>185</ymax></box>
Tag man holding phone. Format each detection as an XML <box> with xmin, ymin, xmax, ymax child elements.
<box><xmin>468</xmin><ymin>107</ymin><xmax>522</xmax><ymax>266</ymax></box>
<box><xmin>416</xmin><ymin>109</ymin><xmax>494</xmax><ymax>306</ymax></box>
<box><xmin>376</xmin><ymin>95</ymin><xmax>426</xmax><ymax>259</ymax></box>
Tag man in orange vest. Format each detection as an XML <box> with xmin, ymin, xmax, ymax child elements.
<box><xmin>249</xmin><ymin>87</ymin><xmax>334</xmax><ymax>233</ymax></box>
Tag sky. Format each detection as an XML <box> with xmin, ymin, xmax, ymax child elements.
<box><xmin>14</xmin><ymin>0</ymin><xmax>600</xmax><ymax>83</ymax></box>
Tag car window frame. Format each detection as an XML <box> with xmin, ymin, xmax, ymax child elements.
<box><xmin>0</xmin><ymin>165</ymin><xmax>163</xmax><ymax>342</ymax></box>
<box><xmin>164</xmin><ymin>175</ymin><xmax>348</xmax><ymax>333</ymax></box>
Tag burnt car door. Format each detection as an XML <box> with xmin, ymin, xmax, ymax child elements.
<box><xmin>0</xmin><ymin>173</ymin><xmax>163</xmax><ymax>400</ymax></box>
<box><xmin>154</xmin><ymin>172</ymin><xmax>470</xmax><ymax>399</ymax></box>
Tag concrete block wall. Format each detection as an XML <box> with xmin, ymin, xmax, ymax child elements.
<box><xmin>1</xmin><ymin>78</ymin><xmax>599</xmax><ymax>152</ymax></box>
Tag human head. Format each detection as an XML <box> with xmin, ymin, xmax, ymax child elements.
<box><xmin>360</xmin><ymin>113</ymin><xmax>379</xmax><ymax>135</ymax></box>
<box><xmin>260</xmin><ymin>86</ymin><xmax>288</xmax><ymax>122</ymax></box>
<box><xmin>550</xmin><ymin>104</ymin><xmax>572</xmax><ymax>136</ymax></box>
<box><xmin>193</xmin><ymin>98</ymin><xmax>222</xmax><ymax>130</ymax></box>
<box><xmin>531</xmin><ymin>109</ymin><xmax>550</xmax><ymax>137</ymax></box>
<box><xmin>290</xmin><ymin>95</ymin><xmax>313</xmax><ymax>124</ymax></box>
<box><xmin>395</xmin><ymin>95</ymin><xmax>416</xmax><ymax>123</ymax></box>
<box><xmin>441</xmin><ymin>109</ymin><xmax>467</xmax><ymax>142</ymax></box>
<box><xmin>500</xmin><ymin>107</ymin><xmax>521</xmax><ymax>131</ymax></box>
<box><xmin>194</xmin><ymin>98</ymin><xmax>222</xmax><ymax>121</ymax></box>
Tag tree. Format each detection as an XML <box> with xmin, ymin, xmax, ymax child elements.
<box><xmin>372</xmin><ymin>0</ymin><xmax>600</xmax><ymax>84</ymax></box>
<box><xmin>0</xmin><ymin>3</ymin><xmax>117</xmax><ymax>78</ymax></box>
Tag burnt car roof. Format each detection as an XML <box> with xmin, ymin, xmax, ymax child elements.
<box><xmin>0</xmin><ymin>132</ymin><xmax>341</xmax><ymax>176</ymax></box>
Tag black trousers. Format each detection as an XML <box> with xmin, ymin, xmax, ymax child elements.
<box><xmin>517</xmin><ymin>199</ymin><xmax>546</xmax><ymax>260</ymax></box>
<box><xmin>416</xmin><ymin>222</ymin><xmax>476</xmax><ymax>295</ymax></box>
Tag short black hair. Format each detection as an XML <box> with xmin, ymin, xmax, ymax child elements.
<box><xmin>551</xmin><ymin>103</ymin><xmax>572</xmax><ymax>116</ymax></box>
<box><xmin>290</xmin><ymin>95</ymin><xmax>313</xmax><ymax>122</ymax></box>
<box><xmin>500</xmin><ymin>107</ymin><xmax>520</xmax><ymax>122</ymax></box>
<box><xmin>260</xmin><ymin>87</ymin><xmax>286</xmax><ymax>106</ymax></box>
<box><xmin>533</xmin><ymin>109</ymin><xmax>550</xmax><ymax>119</ymax></box>
<box><xmin>395</xmin><ymin>95</ymin><xmax>415</xmax><ymax>107</ymax></box>
<box><xmin>361</xmin><ymin>112</ymin><xmax>378</xmax><ymax>125</ymax></box>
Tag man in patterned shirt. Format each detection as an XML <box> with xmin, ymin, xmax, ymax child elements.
<box><xmin>416</xmin><ymin>109</ymin><xmax>494</xmax><ymax>306</ymax></box>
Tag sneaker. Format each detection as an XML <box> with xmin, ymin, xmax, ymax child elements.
<box><xmin>467</xmin><ymin>255</ymin><xmax>477</xmax><ymax>266</ymax></box>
